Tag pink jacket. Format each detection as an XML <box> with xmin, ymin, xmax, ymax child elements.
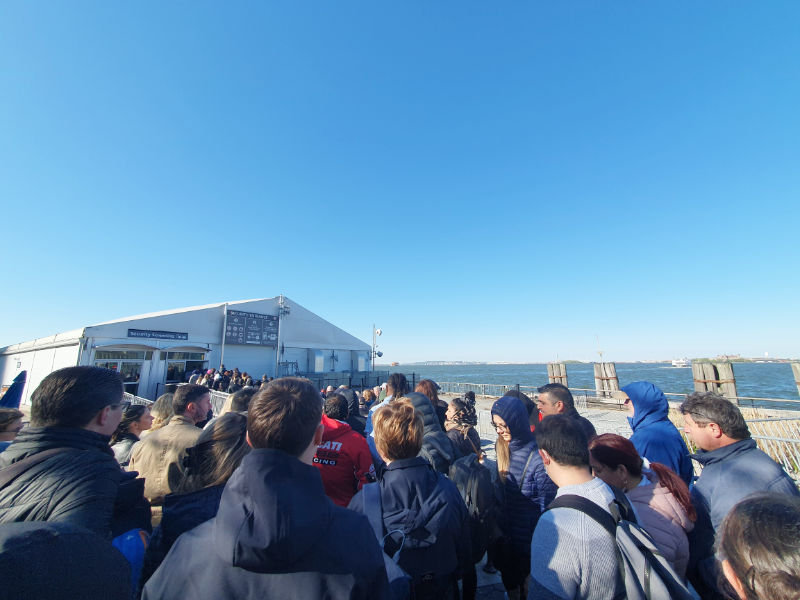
<box><xmin>626</xmin><ymin>469</ymin><xmax>694</xmax><ymax>578</ymax></box>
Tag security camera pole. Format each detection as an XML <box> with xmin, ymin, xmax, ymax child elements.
<box><xmin>371</xmin><ymin>325</ymin><xmax>382</xmax><ymax>374</ymax></box>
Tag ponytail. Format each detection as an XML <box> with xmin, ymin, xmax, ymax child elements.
<box><xmin>650</xmin><ymin>462</ymin><xmax>696</xmax><ymax>522</ymax></box>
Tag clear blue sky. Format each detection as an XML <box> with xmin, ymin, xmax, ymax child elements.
<box><xmin>1</xmin><ymin>2</ymin><xmax>798</xmax><ymax>363</ymax></box>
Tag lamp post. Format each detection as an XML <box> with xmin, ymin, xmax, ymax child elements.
<box><xmin>275</xmin><ymin>294</ymin><xmax>291</xmax><ymax>377</ymax></box>
<box><xmin>371</xmin><ymin>325</ymin><xmax>383</xmax><ymax>376</ymax></box>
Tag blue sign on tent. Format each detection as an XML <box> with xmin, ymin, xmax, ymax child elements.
<box><xmin>127</xmin><ymin>329</ymin><xmax>189</xmax><ymax>340</ymax></box>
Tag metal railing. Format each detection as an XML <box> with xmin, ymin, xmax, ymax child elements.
<box><xmin>477</xmin><ymin>406</ymin><xmax>800</xmax><ymax>484</ymax></box>
<box><xmin>437</xmin><ymin>381</ymin><xmax>800</xmax><ymax>412</ymax></box>
<box><xmin>209</xmin><ymin>390</ymin><xmax>229</xmax><ymax>416</ymax></box>
<box><xmin>123</xmin><ymin>392</ymin><xmax>153</xmax><ymax>406</ymax></box>
<box><xmin>438</xmin><ymin>382</ymin><xmax>588</xmax><ymax>411</ymax></box>
<box><xmin>747</xmin><ymin>418</ymin><xmax>800</xmax><ymax>479</ymax></box>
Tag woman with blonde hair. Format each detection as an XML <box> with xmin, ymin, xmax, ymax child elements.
<box><xmin>143</xmin><ymin>393</ymin><xmax>174</xmax><ymax>435</ymax></box>
<box><xmin>349</xmin><ymin>398</ymin><xmax>471</xmax><ymax>599</ymax></box>
<box><xmin>490</xmin><ymin>395</ymin><xmax>556</xmax><ymax>599</ymax></box>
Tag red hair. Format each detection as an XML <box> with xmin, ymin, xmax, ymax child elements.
<box><xmin>588</xmin><ymin>433</ymin><xmax>696</xmax><ymax>521</ymax></box>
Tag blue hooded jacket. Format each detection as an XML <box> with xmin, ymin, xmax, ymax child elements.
<box><xmin>491</xmin><ymin>396</ymin><xmax>557</xmax><ymax>554</ymax></box>
<box><xmin>623</xmin><ymin>381</ymin><xmax>693</xmax><ymax>485</ymax></box>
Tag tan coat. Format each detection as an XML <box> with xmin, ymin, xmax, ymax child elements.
<box><xmin>128</xmin><ymin>415</ymin><xmax>203</xmax><ymax>506</ymax></box>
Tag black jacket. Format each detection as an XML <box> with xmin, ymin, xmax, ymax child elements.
<box><xmin>143</xmin><ymin>449</ymin><xmax>390</xmax><ymax>600</ymax></box>
<box><xmin>140</xmin><ymin>484</ymin><xmax>226</xmax><ymax>590</ymax></box>
<box><xmin>0</xmin><ymin>521</ymin><xmax>132</xmax><ymax>600</ymax></box>
<box><xmin>565</xmin><ymin>408</ymin><xmax>597</xmax><ymax>440</ymax></box>
<box><xmin>405</xmin><ymin>392</ymin><xmax>457</xmax><ymax>474</ymax></box>
<box><xmin>446</xmin><ymin>426</ymin><xmax>482</xmax><ymax>459</ymax></box>
<box><xmin>0</xmin><ymin>427</ymin><xmax>151</xmax><ymax>538</ymax></box>
<box><xmin>340</xmin><ymin>389</ymin><xmax>367</xmax><ymax>436</ymax></box>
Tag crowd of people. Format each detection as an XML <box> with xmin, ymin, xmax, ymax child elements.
<box><xmin>0</xmin><ymin>366</ymin><xmax>798</xmax><ymax>599</ymax></box>
<box><xmin>186</xmin><ymin>365</ymin><xmax>274</xmax><ymax>393</ymax></box>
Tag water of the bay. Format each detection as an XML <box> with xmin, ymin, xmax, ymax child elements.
<box><xmin>387</xmin><ymin>362</ymin><xmax>799</xmax><ymax>401</ymax></box>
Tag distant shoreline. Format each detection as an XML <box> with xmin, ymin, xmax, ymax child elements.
<box><xmin>377</xmin><ymin>358</ymin><xmax>797</xmax><ymax>367</ymax></box>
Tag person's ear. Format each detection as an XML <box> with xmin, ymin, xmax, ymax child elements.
<box><xmin>708</xmin><ymin>422</ymin><xmax>724</xmax><ymax>439</ymax></box>
<box><xmin>555</xmin><ymin>400</ymin><xmax>564</xmax><ymax>413</ymax></box>
<box><xmin>96</xmin><ymin>405</ymin><xmax>112</xmax><ymax>427</ymax></box>
<box><xmin>539</xmin><ymin>449</ymin><xmax>551</xmax><ymax>465</ymax></box>
<box><xmin>721</xmin><ymin>559</ymin><xmax>747</xmax><ymax>600</ymax></box>
<box><xmin>245</xmin><ymin>431</ymin><xmax>253</xmax><ymax>448</ymax></box>
<box><xmin>313</xmin><ymin>422</ymin><xmax>324</xmax><ymax>445</ymax></box>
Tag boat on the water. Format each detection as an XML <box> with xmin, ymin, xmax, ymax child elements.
<box><xmin>671</xmin><ymin>357</ymin><xmax>691</xmax><ymax>368</ymax></box>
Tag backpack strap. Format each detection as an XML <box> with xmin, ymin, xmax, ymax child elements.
<box><xmin>547</xmin><ymin>494</ymin><xmax>628</xmax><ymax>600</ymax></box>
<box><xmin>0</xmin><ymin>447</ymin><xmax>76</xmax><ymax>490</ymax></box>
<box><xmin>546</xmin><ymin>494</ymin><xmax>618</xmax><ymax>538</ymax></box>
<box><xmin>518</xmin><ymin>448</ymin><xmax>537</xmax><ymax>491</ymax></box>
<box><xmin>363</xmin><ymin>482</ymin><xmax>384</xmax><ymax>541</ymax></box>
<box><xmin>363</xmin><ymin>482</ymin><xmax>406</xmax><ymax>561</ymax></box>
<box><xmin>608</xmin><ymin>485</ymin><xmax>638</xmax><ymax>524</ymax></box>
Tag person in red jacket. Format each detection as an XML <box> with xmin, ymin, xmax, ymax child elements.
<box><xmin>313</xmin><ymin>394</ymin><xmax>375</xmax><ymax>506</ymax></box>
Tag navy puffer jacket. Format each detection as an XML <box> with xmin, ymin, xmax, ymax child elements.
<box><xmin>339</xmin><ymin>389</ymin><xmax>366</xmax><ymax>436</ymax></box>
<box><xmin>492</xmin><ymin>396</ymin><xmax>557</xmax><ymax>554</ymax></box>
<box><xmin>405</xmin><ymin>392</ymin><xmax>457</xmax><ymax>474</ymax></box>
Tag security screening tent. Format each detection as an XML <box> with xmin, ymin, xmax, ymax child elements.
<box><xmin>0</xmin><ymin>296</ymin><xmax>371</xmax><ymax>405</ymax></box>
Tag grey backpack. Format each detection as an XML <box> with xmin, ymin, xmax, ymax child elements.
<box><xmin>546</xmin><ymin>488</ymin><xmax>694</xmax><ymax>600</ymax></box>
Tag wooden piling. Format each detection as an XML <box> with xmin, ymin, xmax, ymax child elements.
<box><xmin>691</xmin><ymin>361</ymin><xmax>738</xmax><ymax>399</ymax></box>
<box><xmin>547</xmin><ymin>362</ymin><xmax>568</xmax><ymax>387</ymax></box>
<box><xmin>792</xmin><ymin>362</ymin><xmax>800</xmax><ymax>397</ymax></box>
<box><xmin>593</xmin><ymin>362</ymin><xmax>620</xmax><ymax>398</ymax></box>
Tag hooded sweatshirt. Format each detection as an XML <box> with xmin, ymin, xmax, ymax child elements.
<box><xmin>491</xmin><ymin>396</ymin><xmax>557</xmax><ymax>554</ymax></box>
<box><xmin>314</xmin><ymin>414</ymin><xmax>375</xmax><ymax>506</ymax></box>
<box><xmin>338</xmin><ymin>389</ymin><xmax>367</xmax><ymax>436</ymax></box>
<box><xmin>623</xmin><ymin>381</ymin><xmax>693</xmax><ymax>485</ymax></box>
<box><xmin>142</xmin><ymin>448</ymin><xmax>390</xmax><ymax>600</ymax></box>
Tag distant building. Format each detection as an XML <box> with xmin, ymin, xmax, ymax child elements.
<box><xmin>0</xmin><ymin>296</ymin><xmax>371</xmax><ymax>404</ymax></box>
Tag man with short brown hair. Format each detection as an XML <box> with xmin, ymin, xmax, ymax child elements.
<box><xmin>680</xmin><ymin>392</ymin><xmax>799</xmax><ymax>598</ymax></box>
<box><xmin>129</xmin><ymin>384</ymin><xmax>210</xmax><ymax>521</ymax></box>
<box><xmin>0</xmin><ymin>366</ymin><xmax>150</xmax><ymax>538</ymax></box>
<box><xmin>143</xmin><ymin>377</ymin><xmax>389</xmax><ymax>600</ymax></box>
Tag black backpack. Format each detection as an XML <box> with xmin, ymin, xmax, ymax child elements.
<box><xmin>448</xmin><ymin>453</ymin><xmax>495</xmax><ymax>563</ymax></box>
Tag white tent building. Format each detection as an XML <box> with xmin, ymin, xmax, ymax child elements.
<box><xmin>0</xmin><ymin>296</ymin><xmax>372</xmax><ymax>404</ymax></box>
